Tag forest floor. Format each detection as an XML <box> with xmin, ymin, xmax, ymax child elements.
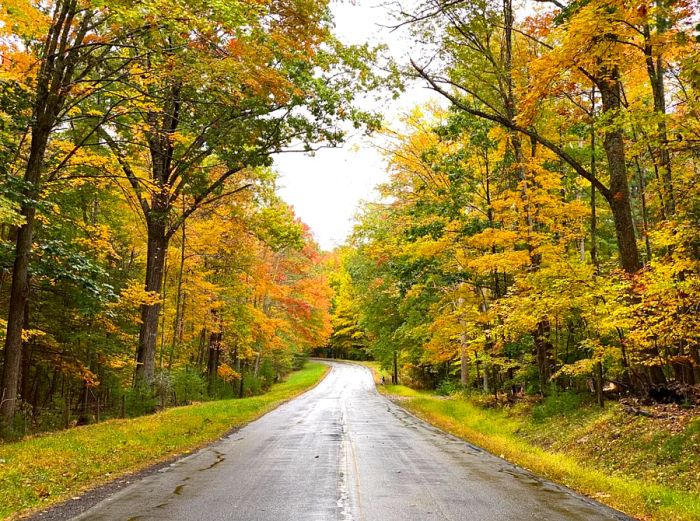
<box><xmin>360</xmin><ymin>361</ymin><xmax>700</xmax><ymax>521</ymax></box>
<box><xmin>0</xmin><ymin>362</ymin><xmax>329</xmax><ymax>521</ymax></box>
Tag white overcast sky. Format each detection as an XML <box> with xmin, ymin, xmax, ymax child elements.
<box><xmin>273</xmin><ymin>0</ymin><xmax>543</xmax><ymax>251</ymax></box>
<box><xmin>274</xmin><ymin>0</ymin><xmax>437</xmax><ymax>251</ymax></box>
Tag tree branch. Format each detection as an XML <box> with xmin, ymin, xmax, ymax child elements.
<box><xmin>165</xmin><ymin>168</ymin><xmax>249</xmax><ymax>239</ymax></box>
<box><xmin>410</xmin><ymin>59</ymin><xmax>612</xmax><ymax>199</ymax></box>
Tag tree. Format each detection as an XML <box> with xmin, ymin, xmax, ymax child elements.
<box><xmin>97</xmin><ymin>0</ymin><xmax>383</xmax><ymax>384</ymax></box>
<box><xmin>0</xmin><ymin>0</ymin><xmax>137</xmax><ymax>428</ymax></box>
<box><xmin>405</xmin><ymin>0</ymin><xmax>642</xmax><ymax>273</ymax></box>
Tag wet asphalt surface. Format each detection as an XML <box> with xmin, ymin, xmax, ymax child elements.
<box><xmin>69</xmin><ymin>361</ymin><xmax>632</xmax><ymax>521</ymax></box>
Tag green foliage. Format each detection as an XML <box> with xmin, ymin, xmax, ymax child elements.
<box><xmin>171</xmin><ymin>369</ymin><xmax>207</xmax><ymax>405</ymax></box>
<box><xmin>435</xmin><ymin>378</ymin><xmax>462</xmax><ymax>396</ymax></box>
<box><xmin>124</xmin><ymin>385</ymin><xmax>158</xmax><ymax>418</ymax></box>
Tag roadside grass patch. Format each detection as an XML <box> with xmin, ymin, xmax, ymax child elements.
<box><xmin>0</xmin><ymin>362</ymin><xmax>328</xmax><ymax>521</ymax></box>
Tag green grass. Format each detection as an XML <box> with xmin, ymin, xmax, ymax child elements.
<box><xmin>0</xmin><ymin>362</ymin><xmax>328</xmax><ymax>520</ymax></box>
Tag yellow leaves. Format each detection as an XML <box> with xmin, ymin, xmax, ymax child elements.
<box><xmin>21</xmin><ymin>328</ymin><xmax>53</xmax><ymax>345</ymax></box>
<box><xmin>467</xmin><ymin>228</ymin><xmax>519</xmax><ymax>250</ymax></box>
<box><xmin>74</xmin><ymin>224</ymin><xmax>120</xmax><ymax>261</ymax></box>
<box><xmin>111</xmin><ymin>282</ymin><xmax>162</xmax><ymax>317</ymax></box>
<box><xmin>167</xmin><ymin>192</ymin><xmax>332</xmax><ymax>360</ymax></box>
<box><xmin>626</xmin><ymin>257</ymin><xmax>700</xmax><ymax>356</ymax></box>
<box><xmin>404</xmin><ymin>236</ymin><xmax>448</xmax><ymax>260</ymax></box>
<box><xmin>0</xmin><ymin>0</ymin><xmax>51</xmax><ymax>41</ymax></box>
<box><xmin>169</xmin><ymin>131</ymin><xmax>192</xmax><ymax>147</ymax></box>
<box><xmin>102</xmin><ymin>353</ymin><xmax>134</xmax><ymax>371</ymax></box>
<box><xmin>467</xmin><ymin>250</ymin><xmax>531</xmax><ymax>275</ymax></box>
<box><xmin>554</xmin><ymin>357</ymin><xmax>597</xmax><ymax>378</ymax></box>
<box><xmin>518</xmin><ymin>0</ymin><xmax>647</xmax><ymax>126</ymax></box>
<box><xmin>217</xmin><ymin>363</ymin><xmax>241</xmax><ymax>382</ymax></box>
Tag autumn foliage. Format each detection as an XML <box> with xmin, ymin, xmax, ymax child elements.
<box><xmin>330</xmin><ymin>0</ymin><xmax>700</xmax><ymax>403</ymax></box>
<box><xmin>0</xmin><ymin>0</ymin><xmax>378</xmax><ymax>435</ymax></box>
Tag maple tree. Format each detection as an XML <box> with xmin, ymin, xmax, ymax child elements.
<box><xmin>0</xmin><ymin>0</ymin><xmax>375</xmax><ymax>434</ymax></box>
<box><xmin>333</xmin><ymin>0</ymin><xmax>700</xmax><ymax>401</ymax></box>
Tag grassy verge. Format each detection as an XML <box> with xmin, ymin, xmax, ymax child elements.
<box><xmin>359</xmin><ymin>361</ymin><xmax>700</xmax><ymax>521</ymax></box>
<box><xmin>0</xmin><ymin>361</ymin><xmax>329</xmax><ymax>520</ymax></box>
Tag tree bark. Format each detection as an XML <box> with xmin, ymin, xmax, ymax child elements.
<box><xmin>460</xmin><ymin>341</ymin><xmax>468</xmax><ymax>388</ymax></box>
<box><xmin>20</xmin><ymin>299</ymin><xmax>32</xmax><ymax>406</ymax></box>
<box><xmin>595</xmin><ymin>361</ymin><xmax>604</xmax><ymax>408</ymax></box>
<box><xmin>535</xmin><ymin>320</ymin><xmax>552</xmax><ymax>396</ymax></box>
<box><xmin>134</xmin><ymin>218</ymin><xmax>168</xmax><ymax>384</ymax></box>
<box><xmin>392</xmin><ymin>351</ymin><xmax>398</xmax><ymax>385</ymax></box>
<box><xmin>207</xmin><ymin>330</ymin><xmax>222</xmax><ymax>394</ymax></box>
<box><xmin>169</xmin><ymin>220</ymin><xmax>186</xmax><ymax>368</ymax></box>
<box><xmin>238</xmin><ymin>367</ymin><xmax>245</xmax><ymax>398</ymax></box>
<box><xmin>0</xmin><ymin>129</ymin><xmax>49</xmax><ymax>428</ymax></box>
<box><xmin>482</xmin><ymin>362</ymin><xmax>489</xmax><ymax>393</ymax></box>
<box><xmin>597</xmin><ymin>67</ymin><xmax>641</xmax><ymax>273</ymax></box>
<box><xmin>633</xmin><ymin>158</ymin><xmax>653</xmax><ymax>263</ymax></box>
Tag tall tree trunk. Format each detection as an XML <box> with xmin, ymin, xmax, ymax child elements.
<box><xmin>135</xmin><ymin>79</ymin><xmax>181</xmax><ymax>385</ymax></box>
<box><xmin>0</xmin><ymin>128</ymin><xmax>49</xmax><ymax>428</ymax></box>
<box><xmin>196</xmin><ymin>328</ymin><xmax>207</xmax><ymax>370</ymax></box>
<box><xmin>207</xmin><ymin>331</ymin><xmax>222</xmax><ymax>394</ymax></box>
<box><xmin>135</xmin><ymin>219</ymin><xmax>168</xmax><ymax>385</ymax></box>
<box><xmin>158</xmin><ymin>254</ymin><xmax>168</xmax><ymax>368</ymax></box>
<box><xmin>238</xmin><ymin>364</ymin><xmax>245</xmax><ymax>398</ymax></box>
<box><xmin>633</xmin><ymin>158</ymin><xmax>653</xmax><ymax>263</ymax></box>
<box><xmin>535</xmin><ymin>320</ymin><xmax>552</xmax><ymax>396</ymax></box>
<box><xmin>460</xmin><ymin>340</ymin><xmax>468</xmax><ymax>388</ymax></box>
<box><xmin>590</xmin><ymin>88</ymin><xmax>598</xmax><ymax>268</ymax></box>
<box><xmin>595</xmin><ymin>361</ymin><xmax>604</xmax><ymax>408</ymax></box>
<box><xmin>482</xmin><ymin>362</ymin><xmax>489</xmax><ymax>393</ymax></box>
<box><xmin>19</xmin><ymin>299</ymin><xmax>32</xmax><ymax>410</ymax></box>
<box><xmin>169</xmin><ymin>220</ymin><xmax>186</xmax><ymax>369</ymax></box>
<box><xmin>597</xmin><ymin>68</ymin><xmax>641</xmax><ymax>274</ymax></box>
<box><xmin>643</xmin><ymin>15</ymin><xmax>675</xmax><ymax>217</ymax></box>
<box><xmin>456</xmin><ymin>296</ymin><xmax>469</xmax><ymax>388</ymax></box>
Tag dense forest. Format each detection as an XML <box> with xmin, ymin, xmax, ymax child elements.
<box><xmin>327</xmin><ymin>0</ymin><xmax>700</xmax><ymax>404</ymax></box>
<box><xmin>0</xmin><ymin>0</ymin><xmax>388</xmax><ymax>436</ymax></box>
<box><xmin>1</xmin><ymin>0</ymin><xmax>699</xmax><ymax>440</ymax></box>
<box><xmin>2</xmin><ymin>1</ymin><xmax>698</xmax><ymax>519</ymax></box>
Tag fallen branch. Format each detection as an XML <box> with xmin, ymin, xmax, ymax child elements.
<box><xmin>622</xmin><ymin>405</ymin><xmax>659</xmax><ymax>418</ymax></box>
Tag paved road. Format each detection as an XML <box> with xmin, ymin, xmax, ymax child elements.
<box><xmin>74</xmin><ymin>361</ymin><xmax>631</xmax><ymax>521</ymax></box>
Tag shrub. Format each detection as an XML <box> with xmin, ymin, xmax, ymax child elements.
<box><xmin>436</xmin><ymin>378</ymin><xmax>461</xmax><ymax>396</ymax></box>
